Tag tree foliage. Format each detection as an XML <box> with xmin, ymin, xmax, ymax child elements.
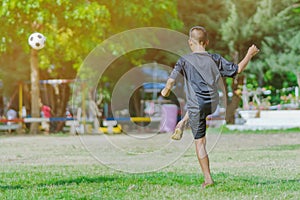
<box><xmin>0</xmin><ymin>0</ymin><xmax>299</xmax><ymax>126</ymax></box>
<box><xmin>0</xmin><ymin>0</ymin><xmax>182</xmax><ymax>128</ymax></box>
<box><xmin>177</xmin><ymin>0</ymin><xmax>229</xmax><ymax>52</ymax></box>
<box><xmin>177</xmin><ymin>0</ymin><xmax>300</xmax><ymax>123</ymax></box>
<box><xmin>0</xmin><ymin>0</ymin><xmax>111</xmax><ymax>94</ymax></box>
<box><xmin>260</xmin><ymin>2</ymin><xmax>300</xmax><ymax>87</ymax></box>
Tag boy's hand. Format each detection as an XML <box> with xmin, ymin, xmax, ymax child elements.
<box><xmin>247</xmin><ymin>44</ymin><xmax>260</xmax><ymax>57</ymax></box>
<box><xmin>161</xmin><ymin>78</ymin><xmax>175</xmax><ymax>97</ymax></box>
<box><xmin>161</xmin><ymin>88</ymin><xmax>171</xmax><ymax>97</ymax></box>
<box><xmin>238</xmin><ymin>44</ymin><xmax>260</xmax><ymax>74</ymax></box>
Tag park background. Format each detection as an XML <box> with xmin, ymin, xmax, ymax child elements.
<box><xmin>0</xmin><ymin>0</ymin><xmax>299</xmax><ymax>199</ymax></box>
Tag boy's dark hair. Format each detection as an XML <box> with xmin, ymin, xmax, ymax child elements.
<box><xmin>189</xmin><ymin>26</ymin><xmax>208</xmax><ymax>44</ymax></box>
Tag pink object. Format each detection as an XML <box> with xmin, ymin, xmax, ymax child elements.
<box><xmin>42</xmin><ymin>105</ymin><xmax>51</xmax><ymax>118</ymax></box>
<box><xmin>159</xmin><ymin>104</ymin><xmax>178</xmax><ymax>133</ymax></box>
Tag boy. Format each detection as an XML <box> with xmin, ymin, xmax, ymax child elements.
<box><xmin>161</xmin><ymin>26</ymin><xmax>259</xmax><ymax>188</ymax></box>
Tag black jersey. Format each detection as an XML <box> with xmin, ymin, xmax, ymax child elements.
<box><xmin>169</xmin><ymin>52</ymin><xmax>238</xmax><ymax>111</ymax></box>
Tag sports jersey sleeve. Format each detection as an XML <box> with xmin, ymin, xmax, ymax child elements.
<box><xmin>210</xmin><ymin>53</ymin><xmax>238</xmax><ymax>78</ymax></box>
<box><xmin>169</xmin><ymin>58</ymin><xmax>184</xmax><ymax>80</ymax></box>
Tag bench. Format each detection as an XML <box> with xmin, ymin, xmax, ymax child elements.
<box><xmin>0</xmin><ymin>124</ymin><xmax>21</xmax><ymax>133</ymax></box>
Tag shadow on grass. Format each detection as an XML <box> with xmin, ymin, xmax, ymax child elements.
<box><xmin>0</xmin><ymin>176</ymin><xmax>116</xmax><ymax>191</ymax></box>
<box><xmin>0</xmin><ymin>185</ymin><xmax>24</xmax><ymax>190</ymax></box>
<box><xmin>38</xmin><ymin>176</ymin><xmax>116</xmax><ymax>187</ymax></box>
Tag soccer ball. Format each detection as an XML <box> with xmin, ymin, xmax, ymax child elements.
<box><xmin>28</xmin><ymin>32</ymin><xmax>46</xmax><ymax>50</ymax></box>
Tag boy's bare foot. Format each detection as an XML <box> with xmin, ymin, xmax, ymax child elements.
<box><xmin>171</xmin><ymin>128</ymin><xmax>183</xmax><ymax>140</ymax></box>
<box><xmin>171</xmin><ymin>119</ymin><xmax>187</xmax><ymax>140</ymax></box>
<box><xmin>201</xmin><ymin>182</ymin><xmax>214</xmax><ymax>188</ymax></box>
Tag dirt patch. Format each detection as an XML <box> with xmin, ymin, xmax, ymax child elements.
<box><xmin>0</xmin><ymin>132</ymin><xmax>299</xmax><ymax>174</ymax></box>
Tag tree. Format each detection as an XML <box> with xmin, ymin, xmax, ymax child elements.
<box><xmin>81</xmin><ymin>0</ymin><xmax>183</xmax><ymax>118</ymax></box>
<box><xmin>0</xmin><ymin>0</ymin><xmax>183</xmax><ymax>132</ymax></box>
<box><xmin>261</xmin><ymin>3</ymin><xmax>300</xmax><ymax>89</ymax></box>
<box><xmin>177</xmin><ymin>0</ymin><xmax>229</xmax><ymax>51</ymax></box>
<box><xmin>0</xmin><ymin>0</ymin><xmax>111</xmax><ymax>132</ymax></box>
<box><xmin>177</xmin><ymin>0</ymin><xmax>299</xmax><ymax>123</ymax></box>
<box><xmin>220</xmin><ymin>0</ymin><xmax>298</xmax><ymax>123</ymax></box>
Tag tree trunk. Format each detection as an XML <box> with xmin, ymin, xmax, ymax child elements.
<box><xmin>129</xmin><ymin>88</ymin><xmax>141</xmax><ymax>117</ymax></box>
<box><xmin>54</xmin><ymin>84</ymin><xmax>70</xmax><ymax>132</ymax></box>
<box><xmin>0</xmin><ymin>92</ymin><xmax>3</xmax><ymax>116</ymax></box>
<box><xmin>225</xmin><ymin>51</ymin><xmax>244</xmax><ymax>124</ymax></box>
<box><xmin>30</xmin><ymin>49</ymin><xmax>40</xmax><ymax>134</ymax></box>
<box><xmin>225</xmin><ymin>76</ymin><xmax>244</xmax><ymax>124</ymax></box>
<box><xmin>296</xmin><ymin>72</ymin><xmax>300</xmax><ymax>106</ymax></box>
<box><xmin>226</xmin><ymin>92</ymin><xmax>241</xmax><ymax>124</ymax></box>
<box><xmin>296</xmin><ymin>72</ymin><xmax>300</xmax><ymax>89</ymax></box>
<box><xmin>40</xmin><ymin>83</ymin><xmax>71</xmax><ymax>133</ymax></box>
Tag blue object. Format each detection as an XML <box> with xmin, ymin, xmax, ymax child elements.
<box><xmin>142</xmin><ymin>82</ymin><xmax>165</xmax><ymax>90</ymax></box>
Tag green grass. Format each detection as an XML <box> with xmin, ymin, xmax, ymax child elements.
<box><xmin>0</xmin><ymin>132</ymin><xmax>299</xmax><ymax>199</ymax></box>
<box><xmin>260</xmin><ymin>144</ymin><xmax>300</xmax><ymax>151</ymax></box>
<box><xmin>0</xmin><ymin>165</ymin><xmax>299</xmax><ymax>200</ymax></box>
<box><xmin>218</xmin><ymin>126</ymin><xmax>300</xmax><ymax>134</ymax></box>
<box><xmin>2</xmin><ymin>126</ymin><xmax>299</xmax><ymax>137</ymax></box>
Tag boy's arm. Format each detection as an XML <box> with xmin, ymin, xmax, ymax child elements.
<box><xmin>237</xmin><ymin>44</ymin><xmax>260</xmax><ymax>74</ymax></box>
<box><xmin>161</xmin><ymin>78</ymin><xmax>175</xmax><ymax>97</ymax></box>
<box><xmin>161</xmin><ymin>58</ymin><xmax>184</xmax><ymax>97</ymax></box>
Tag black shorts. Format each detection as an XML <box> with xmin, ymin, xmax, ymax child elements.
<box><xmin>188</xmin><ymin>102</ymin><xmax>217</xmax><ymax>139</ymax></box>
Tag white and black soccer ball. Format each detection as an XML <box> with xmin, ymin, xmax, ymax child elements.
<box><xmin>28</xmin><ymin>32</ymin><xmax>46</xmax><ymax>50</ymax></box>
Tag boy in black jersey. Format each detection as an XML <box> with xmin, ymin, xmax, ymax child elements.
<box><xmin>161</xmin><ymin>26</ymin><xmax>259</xmax><ymax>188</ymax></box>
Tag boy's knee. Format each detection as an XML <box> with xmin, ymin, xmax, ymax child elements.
<box><xmin>195</xmin><ymin>137</ymin><xmax>208</xmax><ymax>158</ymax></box>
<box><xmin>195</xmin><ymin>136</ymin><xmax>206</xmax><ymax>144</ymax></box>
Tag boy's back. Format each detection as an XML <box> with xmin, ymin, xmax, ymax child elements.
<box><xmin>181</xmin><ymin>52</ymin><xmax>220</xmax><ymax>101</ymax></box>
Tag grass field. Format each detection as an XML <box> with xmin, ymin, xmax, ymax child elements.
<box><xmin>0</xmin><ymin>130</ymin><xmax>299</xmax><ymax>199</ymax></box>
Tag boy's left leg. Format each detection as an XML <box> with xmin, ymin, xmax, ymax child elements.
<box><xmin>171</xmin><ymin>112</ymin><xmax>189</xmax><ymax>140</ymax></box>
